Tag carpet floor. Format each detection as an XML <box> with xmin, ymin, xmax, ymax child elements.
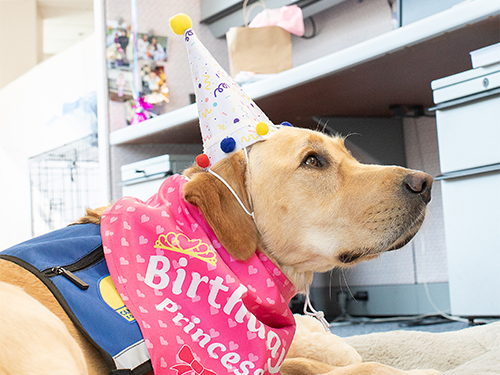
<box><xmin>328</xmin><ymin>315</ymin><xmax>490</xmax><ymax>337</ymax></box>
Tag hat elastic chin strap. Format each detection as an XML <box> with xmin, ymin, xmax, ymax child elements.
<box><xmin>207</xmin><ymin>147</ymin><xmax>259</xmax><ymax>229</ymax></box>
<box><xmin>208</xmin><ymin>168</ymin><xmax>256</xmax><ymax>221</ymax></box>
<box><xmin>207</xmin><ymin>149</ymin><xmax>330</xmax><ymax>331</ymax></box>
<box><xmin>304</xmin><ymin>286</ymin><xmax>331</xmax><ymax>332</ymax></box>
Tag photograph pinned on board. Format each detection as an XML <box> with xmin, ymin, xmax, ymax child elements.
<box><xmin>106</xmin><ymin>19</ymin><xmax>131</xmax><ymax>69</ymax></box>
<box><xmin>106</xmin><ymin>19</ymin><xmax>133</xmax><ymax>102</ymax></box>
<box><xmin>123</xmin><ymin>64</ymin><xmax>170</xmax><ymax>124</ymax></box>
<box><xmin>141</xmin><ymin>64</ymin><xmax>170</xmax><ymax>105</ymax></box>
<box><xmin>108</xmin><ymin>70</ymin><xmax>134</xmax><ymax>102</ymax></box>
<box><xmin>137</xmin><ymin>33</ymin><xmax>169</xmax><ymax>62</ymax></box>
<box><xmin>106</xmin><ymin>19</ymin><xmax>170</xmax><ymax>104</ymax></box>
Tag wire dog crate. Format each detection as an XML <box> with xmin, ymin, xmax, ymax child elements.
<box><xmin>29</xmin><ymin>134</ymin><xmax>102</xmax><ymax>236</ymax></box>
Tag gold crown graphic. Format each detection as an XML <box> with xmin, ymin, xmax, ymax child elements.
<box><xmin>154</xmin><ymin>232</ymin><xmax>217</xmax><ymax>266</ymax></box>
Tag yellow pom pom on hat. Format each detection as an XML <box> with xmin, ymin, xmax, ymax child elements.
<box><xmin>170</xmin><ymin>13</ymin><xmax>285</xmax><ymax>169</ymax></box>
<box><xmin>256</xmin><ymin>122</ymin><xmax>269</xmax><ymax>136</ymax></box>
<box><xmin>169</xmin><ymin>13</ymin><xmax>192</xmax><ymax>35</ymax></box>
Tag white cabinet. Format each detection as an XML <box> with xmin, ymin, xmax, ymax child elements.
<box><xmin>121</xmin><ymin>155</ymin><xmax>196</xmax><ymax>200</ymax></box>
<box><xmin>433</xmin><ymin>63</ymin><xmax>500</xmax><ymax>317</ymax></box>
<box><xmin>441</xmin><ymin>173</ymin><xmax>500</xmax><ymax>316</ymax></box>
<box><xmin>432</xmin><ymin>63</ymin><xmax>500</xmax><ymax>173</ymax></box>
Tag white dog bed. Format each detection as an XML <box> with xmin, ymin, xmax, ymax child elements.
<box><xmin>344</xmin><ymin>321</ymin><xmax>500</xmax><ymax>374</ymax></box>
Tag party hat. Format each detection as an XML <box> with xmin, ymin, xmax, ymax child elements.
<box><xmin>170</xmin><ymin>14</ymin><xmax>287</xmax><ymax>169</ymax></box>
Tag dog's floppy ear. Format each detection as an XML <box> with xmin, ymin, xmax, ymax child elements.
<box><xmin>183</xmin><ymin>153</ymin><xmax>258</xmax><ymax>260</ymax></box>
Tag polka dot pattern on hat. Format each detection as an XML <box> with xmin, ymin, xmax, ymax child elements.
<box><xmin>256</xmin><ymin>122</ymin><xmax>269</xmax><ymax>136</ymax></box>
<box><xmin>220</xmin><ymin>137</ymin><xmax>236</xmax><ymax>153</ymax></box>
<box><xmin>196</xmin><ymin>154</ymin><xmax>210</xmax><ymax>168</ymax></box>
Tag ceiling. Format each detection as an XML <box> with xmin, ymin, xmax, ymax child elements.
<box><xmin>38</xmin><ymin>0</ymin><xmax>94</xmax><ymax>58</ymax></box>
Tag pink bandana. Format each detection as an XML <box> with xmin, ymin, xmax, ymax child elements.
<box><xmin>101</xmin><ymin>174</ymin><xmax>296</xmax><ymax>375</ymax></box>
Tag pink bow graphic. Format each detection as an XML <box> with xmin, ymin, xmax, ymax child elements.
<box><xmin>171</xmin><ymin>345</ymin><xmax>217</xmax><ymax>375</ymax></box>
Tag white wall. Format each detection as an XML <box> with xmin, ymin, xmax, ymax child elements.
<box><xmin>43</xmin><ymin>11</ymin><xmax>95</xmax><ymax>58</ymax></box>
<box><xmin>0</xmin><ymin>0</ymin><xmax>39</xmax><ymax>89</ymax></box>
<box><xmin>0</xmin><ymin>34</ymin><xmax>100</xmax><ymax>249</ymax></box>
<box><xmin>403</xmin><ymin>116</ymin><xmax>447</xmax><ymax>284</ymax></box>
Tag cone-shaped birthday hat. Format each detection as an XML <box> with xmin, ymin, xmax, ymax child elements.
<box><xmin>170</xmin><ymin>14</ymin><xmax>285</xmax><ymax>169</ymax></box>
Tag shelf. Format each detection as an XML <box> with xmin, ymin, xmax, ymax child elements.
<box><xmin>109</xmin><ymin>0</ymin><xmax>500</xmax><ymax>146</ymax></box>
<box><xmin>110</xmin><ymin>103</ymin><xmax>200</xmax><ymax>145</ymax></box>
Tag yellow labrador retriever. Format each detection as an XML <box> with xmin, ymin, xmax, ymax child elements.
<box><xmin>0</xmin><ymin>126</ymin><xmax>437</xmax><ymax>375</ymax></box>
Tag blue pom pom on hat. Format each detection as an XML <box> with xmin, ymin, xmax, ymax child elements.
<box><xmin>169</xmin><ymin>13</ymin><xmax>284</xmax><ymax>169</ymax></box>
<box><xmin>220</xmin><ymin>137</ymin><xmax>236</xmax><ymax>153</ymax></box>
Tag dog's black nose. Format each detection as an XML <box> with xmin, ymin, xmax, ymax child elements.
<box><xmin>404</xmin><ymin>172</ymin><xmax>433</xmax><ymax>204</ymax></box>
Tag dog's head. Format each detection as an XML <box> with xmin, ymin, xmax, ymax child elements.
<box><xmin>184</xmin><ymin>127</ymin><xmax>432</xmax><ymax>291</ymax></box>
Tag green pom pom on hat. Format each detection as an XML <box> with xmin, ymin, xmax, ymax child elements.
<box><xmin>169</xmin><ymin>13</ymin><xmax>192</xmax><ymax>35</ymax></box>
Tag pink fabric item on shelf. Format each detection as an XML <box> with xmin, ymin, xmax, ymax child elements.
<box><xmin>249</xmin><ymin>5</ymin><xmax>304</xmax><ymax>36</ymax></box>
<box><xmin>101</xmin><ymin>174</ymin><xmax>297</xmax><ymax>375</ymax></box>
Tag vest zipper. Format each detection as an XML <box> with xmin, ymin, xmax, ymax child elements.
<box><xmin>52</xmin><ymin>266</ymin><xmax>89</xmax><ymax>290</ymax></box>
<box><xmin>42</xmin><ymin>246</ymin><xmax>104</xmax><ymax>290</ymax></box>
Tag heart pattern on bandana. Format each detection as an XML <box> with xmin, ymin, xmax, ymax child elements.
<box><xmin>160</xmin><ymin>357</ymin><xmax>168</xmax><ymax>368</ymax></box>
<box><xmin>101</xmin><ymin>175</ymin><xmax>296</xmax><ymax>375</ymax></box>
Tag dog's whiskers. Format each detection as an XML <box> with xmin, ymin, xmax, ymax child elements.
<box><xmin>353</xmin><ymin>207</ymin><xmax>392</xmax><ymax>232</ymax></box>
<box><xmin>328</xmin><ymin>270</ymin><xmax>334</xmax><ymax>300</ymax></box>
<box><xmin>341</xmin><ymin>268</ymin><xmax>356</xmax><ymax>302</ymax></box>
<box><xmin>313</xmin><ymin>117</ymin><xmax>331</xmax><ymax>134</ymax></box>
<box><xmin>321</xmin><ymin>119</ymin><xmax>330</xmax><ymax>134</ymax></box>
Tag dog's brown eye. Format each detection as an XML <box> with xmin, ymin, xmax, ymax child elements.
<box><xmin>304</xmin><ymin>155</ymin><xmax>320</xmax><ymax>167</ymax></box>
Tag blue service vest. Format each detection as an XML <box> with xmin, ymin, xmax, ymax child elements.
<box><xmin>0</xmin><ymin>224</ymin><xmax>151</xmax><ymax>375</ymax></box>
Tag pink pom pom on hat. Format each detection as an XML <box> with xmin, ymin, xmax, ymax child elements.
<box><xmin>169</xmin><ymin>13</ymin><xmax>281</xmax><ymax>169</ymax></box>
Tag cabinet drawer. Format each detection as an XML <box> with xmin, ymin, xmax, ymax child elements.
<box><xmin>436</xmin><ymin>93</ymin><xmax>500</xmax><ymax>173</ymax></box>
